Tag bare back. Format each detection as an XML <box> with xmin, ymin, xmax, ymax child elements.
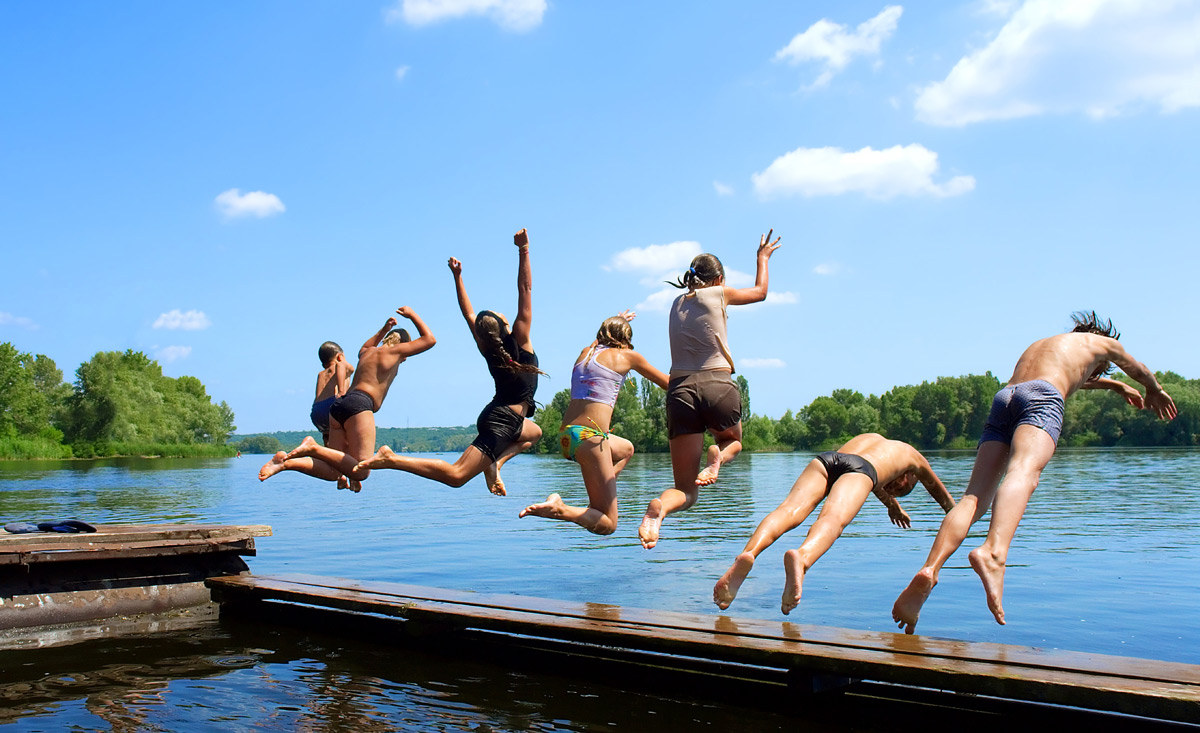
<box><xmin>1008</xmin><ymin>332</ymin><xmax>1120</xmax><ymax>399</ymax></box>
<box><xmin>348</xmin><ymin>348</ymin><xmax>405</xmax><ymax>411</ymax></box>
<box><xmin>837</xmin><ymin>434</ymin><xmax>924</xmax><ymax>486</ymax></box>
<box><xmin>314</xmin><ymin>360</ymin><xmax>350</xmax><ymax>402</ymax></box>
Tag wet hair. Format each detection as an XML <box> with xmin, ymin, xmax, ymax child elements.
<box><xmin>318</xmin><ymin>341</ymin><xmax>343</xmax><ymax>368</ymax></box>
<box><xmin>887</xmin><ymin>473</ymin><xmax>916</xmax><ymax>499</ymax></box>
<box><xmin>1070</xmin><ymin>311</ymin><xmax>1118</xmax><ymax>378</ymax></box>
<box><xmin>596</xmin><ymin>317</ymin><xmax>633</xmax><ymax>350</ymax></box>
<box><xmin>667</xmin><ymin>254</ymin><xmax>725</xmax><ymax>290</ymax></box>
<box><xmin>475</xmin><ymin>310</ymin><xmax>547</xmax><ymax>375</ymax></box>
<box><xmin>381</xmin><ymin>328</ymin><xmax>411</xmax><ymax>347</ymax></box>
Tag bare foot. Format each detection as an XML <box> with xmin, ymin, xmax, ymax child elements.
<box><xmin>892</xmin><ymin>568</ymin><xmax>937</xmax><ymax>634</ymax></box>
<box><xmin>519</xmin><ymin>493</ymin><xmax>566</xmax><ymax>519</ymax></box>
<box><xmin>695</xmin><ymin>444</ymin><xmax>721</xmax><ymax>486</ymax></box>
<box><xmin>286</xmin><ymin>435</ymin><xmax>319</xmax><ymax>460</ymax></box>
<box><xmin>484</xmin><ymin>462</ymin><xmax>506</xmax><ymax>496</ymax></box>
<box><xmin>354</xmin><ymin>445</ymin><xmax>397</xmax><ymax>472</ymax></box>
<box><xmin>713</xmin><ymin>552</ymin><xmax>755</xmax><ymax>610</ymax></box>
<box><xmin>968</xmin><ymin>547</ymin><xmax>1007</xmax><ymax>626</ymax></box>
<box><xmin>781</xmin><ymin>549</ymin><xmax>806</xmax><ymax>615</ymax></box>
<box><xmin>337</xmin><ymin>476</ymin><xmax>350</xmax><ymax>490</ymax></box>
<box><xmin>638</xmin><ymin>499</ymin><xmax>663</xmax><ymax>549</ymax></box>
<box><xmin>349</xmin><ymin>479</ymin><xmax>362</xmax><ymax>493</ymax></box>
<box><xmin>258</xmin><ymin>452</ymin><xmax>287</xmax><ymax>481</ymax></box>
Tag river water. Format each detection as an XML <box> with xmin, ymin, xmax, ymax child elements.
<box><xmin>1</xmin><ymin>448</ymin><xmax>1197</xmax><ymax>729</ymax></box>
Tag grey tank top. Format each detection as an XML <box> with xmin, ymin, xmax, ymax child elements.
<box><xmin>669</xmin><ymin>286</ymin><xmax>734</xmax><ymax>373</ymax></box>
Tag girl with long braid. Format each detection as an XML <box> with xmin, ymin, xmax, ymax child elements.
<box><xmin>356</xmin><ymin>229</ymin><xmax>543</xmax><ymax>494</ymax></box>
<box><xmin>519</xmin><ymin>311</ymin><xmax>669</xmax><ymax>534</ymax></box>
<box><xmin>638</xmin><ymin>230</ymin><xmax>782</xmax><ymax>549</ymax></box>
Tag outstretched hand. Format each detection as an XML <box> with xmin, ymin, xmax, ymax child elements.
<box><xmin>396</xmin><ymin>306</ymin><xmax>415</xmax><ymax>321</ymax></box>
<box><xmin>889</xmin><ymin>505</ymin><xmax>912</xmax><ymax>529</ymax></box>
<box><xmin>758</xmin><ymin>228</ymin><xmax>781</xmax><ymax>259</ymax></box>
<box><xmin>1116</xmin><ymin>382</ymin><xmax>1144</xmax><ymax>409</ymax></box>
<box><xmin>514</xmin><ymin>228</ymin><xmax>529</xmax><ymax>248</ymax></box>
<box><xmin>447</xmin><ymin>257</ymin><xmax>463</xmax><ymax>276</ymax></box>
<box><xmin>617</xmin><ymin>309</ymin><xmax>636</xmax><ymax>323</ymax></box>
<box><xmin>1145</xmin><ymin>388</ymin><xmax>1178</xmax><ymax>421</ymax></box>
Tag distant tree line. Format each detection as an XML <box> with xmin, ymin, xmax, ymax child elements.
<box><xmin>0</xmin><ymin>342</ymin><xmax>235</xmax><ymax>459</ymax></box>
<box><xmin>232</xmin><ymin>426</ymin><xmax>477</xmax><ymax>454</ymax></box>
<box><xmin>529</xmin><ymin>371</ymin><xmax>1200</xmax><ymax>454</ymax></box>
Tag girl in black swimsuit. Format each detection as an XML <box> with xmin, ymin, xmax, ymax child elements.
<box><xmin>355</xmin><ymin>229</ymin><xmax>544</xmax><ymax>495</ymax></box>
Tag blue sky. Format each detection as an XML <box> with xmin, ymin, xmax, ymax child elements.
<box><xmin>2</xmin><ymin>1</ymin><xmax>1198</xmax><ymax>434</ymax></box>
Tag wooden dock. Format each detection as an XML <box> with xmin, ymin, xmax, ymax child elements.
<box><xmin>209</xmin><ymin>573</ymin><xmax>1200</xmax><ymax>726</ymax></box>
<box><xmin>1</xmin><ymin>523</ymin><xmax>270</xmax><ymax>644</ymax></box>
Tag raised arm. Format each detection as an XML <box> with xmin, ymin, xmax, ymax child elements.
<box><xmin>333</xmin><ymin>354</ymin><xmax>353</xmax><ymax>397</ymax></box>
<box><xmin>390</xmin><ymin>306</ymin><xmax>437</xmax><ymax>358</ymax></box>
<box><xmin>448</xmin><ymin>257</ymin><xmax>477</xmax><ymax>338</ymax></box>
<box><xmin>511</xmin><ymin>228</ymin><xmax>533</xmax><ymax>350</ymax></box>
<box><xmin>725</xmin><ymin>229</ymin><xmax>782</xmax><ymax>306</ymax></box>
<box><xmin>1081</xmin><ymin>376</ymin><xmax>1145</xmax><ymax>409</ymax></box>
<box><xmin>361</xmin><ymin>316</ymin><xmax>398</xmax><ymax>355</ymax></box>
<box><xmin>1106</xmin><ymin>340</ymin><xmax>1178</xmax><ymax>420</ymax></box>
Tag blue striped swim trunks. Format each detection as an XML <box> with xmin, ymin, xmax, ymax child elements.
<box><xmin>979</xmin><ymin>379</ymin><xmax>1066</xmax><ymax>445</ymax></box>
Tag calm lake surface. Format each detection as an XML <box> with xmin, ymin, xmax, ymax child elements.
<box><xmin>1</xmin><ymin>448</ymin><xmax>1198</xmax><ymax>730</ymax></box>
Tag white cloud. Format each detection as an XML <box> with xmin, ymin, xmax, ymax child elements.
<box><xmin>607</xmin><ymin>241</ymin><xmax>701</xmax><ymax>278</ymax></box>
<box><xmin>153</xmin><ymin>309</ymin><xmax>211</xmax><ymax>331</ymax></box>
<box><xmin>156</xmin><ymin>346</ymin><xmax>192</xmax><ymax>364</ymax></box>
<box><xmin>741</xmin><ymin>357</ymin><xmax>787</xmax><ymax>369</ymax></box>
<box><xmin>395</xmin><ymin>65</ymin><xmax>411</xmax><ymax>81</ymax></box>
<box><xmin>915</xmin><ymin>0</ymin><xmax>1200</xmax><ymax>126</ymax></box>
<box><xmin>634</xmin><ymin>287</ymin><xmax>682</xmax><ymax>314</ymax></box>
<box><xmin>775</xmin><ymin>5</ymin><xmax>903</xmax><ymax>88</ymax></box>
<box><xmin>814</xmin><ymin>262</ymin><xmax>842</xmax><ymax>276</ymax></box>
<box><xmin>752</xmin><ymin>143</ymin><xmax>975</xmax><ymax>199</ymax></box>
<box><xmin>0</xmin><ymin>312</ymin><xmax>38</xmax><ymax>330</ymax></box>
<box><xmin>214</xmin><ymin>188</ymin><xmax>285</xmax><ymax>219</ymax></box>
<box><xmin>386</xmin><ymin>0</ymin><xmax>546</xmax><ymax>31</ymax></box>
<box><xmin>713</xmin><ymin>181</ymin><xmax>734</xmax><ymax>196</ymax></box>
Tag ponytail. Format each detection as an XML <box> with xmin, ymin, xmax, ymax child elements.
<box><xmin>667</xmin><ymin>253</ymin><xmax>724</xmax><ymax>290</ymax></box>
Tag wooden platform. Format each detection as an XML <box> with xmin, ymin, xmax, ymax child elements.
<box><xmin>208</xmin><ymin>573</ymin><xmax>1200</xmax><ymax>725</ymax></box>
<box><xmin>1</xmin><ymin>524</ymin><xmax>270</xmax><ymax>639</ymax></box>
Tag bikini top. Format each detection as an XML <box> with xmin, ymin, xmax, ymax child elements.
<box><xmin>669</xmin><ymin>285</ymin><xmax>735</xmax><ymax>373</ymax></box>
<box><xmin>570</xmin><ymin>346</ymin><xmax>626</xmax><ymax>407</ymax></box>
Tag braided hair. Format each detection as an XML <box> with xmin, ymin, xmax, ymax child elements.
<box><xmin>596</xmin><ymin>317</ymin><xmax>633</xmax><ymax>350</ymax></box>
<box><xmin>667</xmin><ymin>254</ymin><xmax>724</xmax><ymax>290</ymax></box>
<box><xmin>475</xmin><ymin>310</ymin><xmax>547</xmax><ymax>375</ymax></box>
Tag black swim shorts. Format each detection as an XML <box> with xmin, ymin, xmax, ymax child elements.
<box><xmin>472</xmin><ymin>400</ymin><xmax>526</xmax><ymax>461</ymax></box>
<box><xmin>814</xmin><ymin>451</ymin><xmax>879</xmax><ymax>492</ymax></box>
<box><xmin>328</xmin><ymin>389</ymin><xmax>376</xmax><ymax>425</ymax></box>
<box><xmin>665</xmin><ymin>371</ymin><xmax>742</xmax><ymax>439</ymax></box>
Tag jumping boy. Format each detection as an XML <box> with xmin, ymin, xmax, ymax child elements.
<box><xmin>312</xmin><ymin>341</ymin><xmax>353</xmax><ymax>446</ymax></box>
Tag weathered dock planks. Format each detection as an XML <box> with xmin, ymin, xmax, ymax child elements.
<box><xmin>208</xmin><ymin>573</ymin><xmax>1200</xmax><ymax>725</ymax></box>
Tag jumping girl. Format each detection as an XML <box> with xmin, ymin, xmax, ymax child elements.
<box><xmin>519</xmin><ymin>311</ymin><xmax>669</xmax><ymax>534</ymax></box>
<box><xmin>355</xmin><ymin>229</ymin><xmax>543</xmax><ymax>495</ymax></box>
<box><xmin>638</xmin><ymin>230</ymin><xmax>782</xmax><ymax>549</ymax></box>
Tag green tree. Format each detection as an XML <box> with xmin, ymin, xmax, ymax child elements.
<box><xmin>235</xmin><ymin>435</ymin><xmax>284</xmax><ymax>454</ymax></box>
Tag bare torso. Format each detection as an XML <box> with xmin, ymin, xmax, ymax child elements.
<box><xmin>835</xmin><ymin>433</ymin><xmax>922</xmax><ymax>486</ymax></box>
<box><xmin>1008</xmin><ymin>332</ymin><xmax>1114</xmax><ymax>398</ymax></box>
<box><xmin>348</xmin><ymin>348</ymin><xmax>404</xmax><ymax>410</ymax></box>
<box><xmin>314</xmin><ymin>361</ymin><xmax>350</xmax><ymax>402</ymax></box>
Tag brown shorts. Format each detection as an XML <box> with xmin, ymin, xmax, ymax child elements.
<box><xmin>665</xmin><ymin>371</ymin><xmax>742</xmax><ymax>439</ymax></box>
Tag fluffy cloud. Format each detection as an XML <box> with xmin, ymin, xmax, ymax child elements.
<box><xmin>813</xmin><ymin>262</ymin><xmax>842</xmax><ymax>276</ymax></box>
<box><xmin>156</xmin><ymin>346</ymin><xmax>192</xmax><ymax>364</ymax></box>
<box><xmin>752</xmin><ymin>144</ymin><xmax>975</xmax><ymax>199</ymax></box>
<box><xmin>916</xmin><ymin>0</ymin><xmax>1200</xmax><ymax>126</ymax></box>
<box><xmin>0</xmin><ymin>312</ymin><xmax>37</xmax><ymax>330</ymax></box>
<box><xmin>740</xmin><ymin>357</ymin><xmax>787</xmax><ymax>369</ymax></box>
<box><xmin>607</xmin><ymin>241</ymin><xmax>701</xmax><ymax>279</ymax></box>
<box><xmin>214</xmin><ymin>188</ymin><xmax>285</xmax><ymax>219</ymax></box>
<box><xmin>153</xmin><ymin>309</ymin><xmax>211</xmax><ymax>331</ymax></box>
<box><xmin>775</xmin><ymin>5</ymin><xmax>903</xmax><ymax>87</ymax></box>
<box><xmin>713</xmin><ymin>181</ymin><xmax>734</xmax><ymax>196</ymax></box>
<box><xmin>387</xmin><ymin>0</ymin><xmax>546</xmax><ymax>31</ymax></box>
<box><xmin>395</xmin><ymin>65</ymin><xmax>411</xmax><ymax>81</ymax></box>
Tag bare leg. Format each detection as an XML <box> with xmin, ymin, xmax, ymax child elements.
<box><xmin>486</xmin><ymin>418</ymin><xmax>542</xmax><ymax>495</ymax></box>
<box><xmin>696</xmin><ymin>422</ymin><xmax>743</xmax><ymax>486</ymax></box>
<box><xmin>522</xmin><ymin>438</ymin><xmax>618</xmax><ymax>534</ymax></box>
<box><xmin>714</xmin><ymin>459</ymin><xmax>828</xmax><ymax>609</ymax></box>
<box><xmin>640</xmin><ymin>433</ymin><xmax>704</xmax><ymax>549</ymax></box>
<box><xmin>968</xmin><ymin>425</ymin><xmax>1057</xmax><ymax>626</ymax></box>
<box><xmin>781</xmin><ymin>473</ymin><xmax>875</xmax><ymax>614</ymax></box>
<box><xmin>356</xmin><ymin>444</ymin><xmax>494</xmax><ymax>490</ymax></box>
<box><xmin>892</xmin><ymin>440</ymin><xmax>1010</xmax><ymax>634</ymax></box>
<box><xmin>259</xmin><ymin>451</ymin><xmax>345</xmax><ymax>483</ymax></box>
<box><xmin>609</xmin><ymin>434</ymin><xmax>634</xmax><ymax>477</ymax></box>
<box><xmin>287</xmin><ymin>434</ymin><xmax>370</xmax><ymax>482</ymax></box>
